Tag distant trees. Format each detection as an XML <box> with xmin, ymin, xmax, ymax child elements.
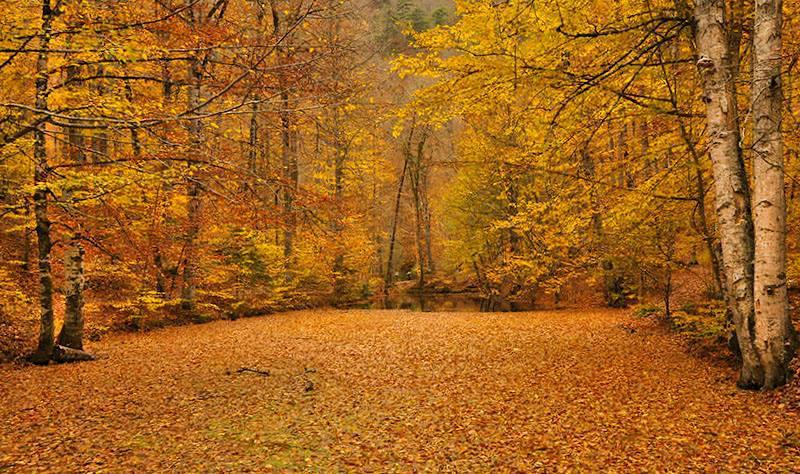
<box><xmin>379</xmin><ymin>0</ymin><xmax>451</xmax><ymax>53</ymax></box>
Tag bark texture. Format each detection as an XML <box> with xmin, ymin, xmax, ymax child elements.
<box><xmin>752</xmin><ymin>0</ymin><xmax>795</xmax><ymax>388</ymax></box>
<box><xmin>57</xmin><ymin>239</ymin><xmax>86</xmax><ymax>350</ymax></box>
<box><xmin>52</xmin><ymin>344</ymin><xmax>95</xmax><ymax>363</ymax></box>
<box><xmin>694</xmin><ymin>0</ymin><xmax>762</xmax><ymax>387</ymax></box>
<box><xmin>32</xmin><ymin>0</ymin><xmax>55</xmax><ymax>364</ymax></box>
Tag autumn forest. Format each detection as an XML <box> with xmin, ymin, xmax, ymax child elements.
<box><xmin>2</xmin><ymin>0</ymin><xmax>800</xmax><ymax>470</ymax></box>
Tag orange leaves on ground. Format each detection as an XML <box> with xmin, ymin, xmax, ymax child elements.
<box><xmin>1</xmin><ymin>309</ymin><xmax>799</xmax><ymax>471</ymax></box>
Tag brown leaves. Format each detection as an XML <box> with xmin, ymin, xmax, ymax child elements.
<box><xmin>1</xmin><ymin>309</ymin><xmax>800</xmax><ymax>471</ymax></box>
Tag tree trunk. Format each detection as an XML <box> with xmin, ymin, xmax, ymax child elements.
<box><xmin>410</xmin><ymin>129</ymin><xmax>429</xmax><ymax>289</ymax></box>
<box><xmin>90</xmin><ymin>65</ymin><xmax>109</xmax><ymax>162</ymax></box>
<box><xmin>329</xmin><ymin>106</ymin><xmax>347</xmax><ymax>299</ymax></box>
<box><xmin>422</xmin><ymin>153</ymin><xmax>435</xmax><ymax>274</ymax></box>
<box><xmin>181</xmin><ymin>2</ymin><xmax>204</xmax><ymax>312</ymax></box>
<box><xmin>411</xmin><ymin>160</ymin><xmax>425</xmax><ymax>290</ymax></box>
<box><xmin>270</xmin><ymin>3</ymin><xmax>298</xmax><ymax>282</ymax></box>
<box><xmin>22</xmin><ymin>214</ymin><xmax>32</xmax><ymax>273</ymax></box>
<box><xmin>154</xmin><ymin>247</ymin><xmax>167</xmax><ymax>295</ymax></box>
<box><xmin>751</xmin><ymin>0</ymin><xmax>795</xmax><ymax>388</ymax></box>
<box><xmin>57</xmin><ymin>58</ymin><xmax>88</xmax><ymax>352</ymax></box>
<box><xmin>125</xmin><ymin>80</ymin><xmax>142</xmax><ymax>159</ymax></box>
<box><xmin>385</xmin><ymin>125</ymin><xmax>415</xmax><ymax>291</ymax></box>
<box><xmin>584</xmin><ymin>144</ymin><xmax>620</xmax><ymax>307</ymax></box>
<box><xmin>150</xmin><ymin>59</ymin><xmax>172</xmax><ymax>297</ymax></box>
<box><xmin>248</xmin><ymin>100</ymin><xmax>259</xmax><ymax>176</ymax></box>
<box><xmin>676</xmin><ymin>113</ymin><xmax>726</xmax><ymax>298</ymax></box>
<box><xmin>385</xmin><ymin>156</ymin><xmax>408</xmax><ymax>290</ymax></box>
<box><xmin>279</xmin><ymin>88</ymin><xmax>297</xmax><ymax>281</ymax></box>
<box><xmin>52</xmin><ymin>344</ymin><xmax>95</xmax><ymax>363</ymax></box>
<box><xmin>332</xmin><ymin>125</ymin><xmax>347</xmax><ymax>301</ymax></box>
<box><xmin>372</xmin><ymin>161</ymin><xmax>384</xmax><ymax>278</ymax></box>
<box><xmin>31</xmin><ymin>0</ymin><xmax>55</xmax><ymax>364</ymax></box>
<box><xmin>688</xmin><ymin>136</ymin><xmax>725</xmax><ymax>298</ymax></box>
<box><xmin>57</xmin><ymin>238</ymin><xmax>85</xmax><ymax>350</ymax></box>
<box><xmin>655</xmin><ymin>25</ymin><xmax>727</xmax><ymax>302</ymax></box>
<box><xmin>181</xmin><ymin>175</ymin><xmax>201</xmax><ymax>311</ymax></box>
<box><xmin>695</xmin><ymin>0</ymin><xmax>762</xmax><ymax>388</ymax></box>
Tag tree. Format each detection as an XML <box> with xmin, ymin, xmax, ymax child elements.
<box><xmin>30</xmin><ymin>0</ymin><xmax>55</xmax><ymax>364</ymax></box>
<box><xmin>57</xmin><ymin>237</ymin><xmax>85</xmax><ymax>349</ymax></box>
<box><xmin>751</xmin><ymin>0</ymin><xmax>796</xmax><ymax>388</ymax></box>
<box><xmin>431</xmin><ymin>8</ymin><xmax>448</xmax><ymax>26</ymax></box>
<box><xmin>694</xmin><ymin>0</ymin><xmax>761</xmax><ymax>387</ymax></box>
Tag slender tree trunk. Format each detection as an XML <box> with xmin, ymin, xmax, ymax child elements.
<box><xmin>248</xmin><ymin>100</ymin><xmax>259</xmax><ymax>176</ymax></box>
<box><xmin>270</xmin><ymin>2</ymin><xmax>298</xmax><ymax>282</ymax></box>
<box><xmin>372</xmin><ymin>160</ymin><xmax>384</xmax><ymax>278</ymax></box>
<box><xmin>751</xmin><ymin>0</ymin><xmax>795</xmax><ymax>388</ymax></box>
<box><xmin>57</xmin><ymin>237</ymin><xmax>85</xmax><ymax>350</ymax></box>
<box><xmin>150</xmin><ymin>57</ymin><xmax>172</xmax><ymax>296</ymax></box>
<box><xmin>332</xmin><ymin>125</ymin><xmax>347</xmax><ymax>301</ymax></box>
<box><xmin>90</xmin><ymin>65</ymin><xmax>109</xmax><ymax>162</ymax></box>
<box><xmin>22</xmin><ymin>208</ymin><xmax>32</xmax><ymax>273</ymax></box>
<box><xmin>279</xmin><ymin>88</ymin><xmax>297</xmax><ymax>281</ymax></box>
<box><xmin>125</xmin><ymin>80</ymin><xmax>142</xmax><ymax>159</ymax></box>
<box><xmin>580</xmin><ymin>148</ymin><xmax>601</xmax><ymax>237</ymax></box>
<box><xmin>385</xmin><ymin>125</ymin><xmax>415</xmax><ymax>291</ymax></box>
<box><xmin>679</xmin><ymin>121</ymin><xmax>726</xmax><ymax>298</ymax></box>
<box><xmin>421</xmin><ymin>156</ymin><xmax>434</xmax><ymax>274</ymax></box>
<box><xmin>182</xmin><ymin>171</ymin><xmax>201</xmax><ymax>311</ymax></box>
<box><xmin>128</xmin><ymin>77</ymin><xmax>166</xmax><ymax>296</ymax></box>
<box><xmin>31</xmin><ymin>0</ymin><xmax>55</xmax><ymax>364</ymax></box>
<box><xmin>414</xmin><ymin>206</ymin><xmax>425</xmax><ymax>287</ymax></box>
<box><xmin>154</xmin><ymin>247</ymin><xmax>166</xmax><ymax>294</ymax></box>
<box><xmin>181</xmin><ymin>3</ymin><xmax>204</xmax><ymax>312</ymax></box>
<box><xmin>410</xmin><ymin>130</ymin><xmax>429</xmax><ymax>289</ymax></box>
<box><xmin>411</xmin><ymin>161</ymin><xmax>425</xmax><ymax>289</ymax></box>
<box><xmin>385</xmin><ymin>156</ymin><xmax>408</xmax><ymax>290</ymax></box>
<box><xmin>695</xmin><ymin>0</ymin><xmax>762</xmax><ymax>388</ymax></box>
<box><xmin>584</xmin><ymin>143</ymin><xmax>619</xmax><ymax>307</ymax></box>
<box><xmin>655</xmin><ymin>29</ymin><xmax>727</xmax><ymax>300</ymax></box>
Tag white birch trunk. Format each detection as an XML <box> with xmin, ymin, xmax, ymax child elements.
<box><xmin>752</xmin><ymin>0</ymin><xmax>795</xmax><ymax>388</ymax></box>
<box><xmin>57</xmin><ymin>239</ymin><xmax>85</xmax><ymax>350</ymax></box>
<box><xmin>694</xmin><ymin>0</ymin><xmax>763</xmax><ymax>387</ymax></box>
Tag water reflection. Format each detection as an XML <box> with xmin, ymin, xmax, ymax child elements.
<box><xmin>356</xmin><ymin>293</ymin><xmax>536</xmax><ymax>312</ymax></box>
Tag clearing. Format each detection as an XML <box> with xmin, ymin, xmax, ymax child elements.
<box><xmin>1</xmin><ymin>309</ymin><xmax>799</xmax><ymax>472</ymax></box>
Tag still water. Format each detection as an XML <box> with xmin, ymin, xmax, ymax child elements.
<box><xmin>356</xmin><ymin>293</ymin><xmax>536</xmax><ymax>312</ymax></box>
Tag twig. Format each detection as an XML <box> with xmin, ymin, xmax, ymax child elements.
<box><xmin>234</xmin><ymin>367</ymin><xmax>270</xmax><ymax>376</ymax></box>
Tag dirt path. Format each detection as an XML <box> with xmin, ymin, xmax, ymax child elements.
<box><xmin>1</xmin><ymin>309</ymin><xmax>799</xmax><ymax>472</ymax></box>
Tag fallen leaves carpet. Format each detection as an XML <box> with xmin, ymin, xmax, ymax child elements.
<box><xmin>1</xmin><ymin>309</ymin><xmax>799</xmax><ymax>472</ymax></box>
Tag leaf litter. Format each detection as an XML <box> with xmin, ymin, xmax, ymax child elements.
<box><xmin>1</xmin><ymin>309</ymin><xmax>799</xmax><ymax>472</ymax></box>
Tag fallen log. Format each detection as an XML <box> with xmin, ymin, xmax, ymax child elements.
<box><xmin>52</xmin><ymin>344</ymin><xmax>96</xmax><ymax>363</ymax></box>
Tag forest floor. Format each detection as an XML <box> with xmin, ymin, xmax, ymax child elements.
<box><xmin>1</xmin><ymin>309</ymin><xmax>800</xmax><ymax>472</ymax></box>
